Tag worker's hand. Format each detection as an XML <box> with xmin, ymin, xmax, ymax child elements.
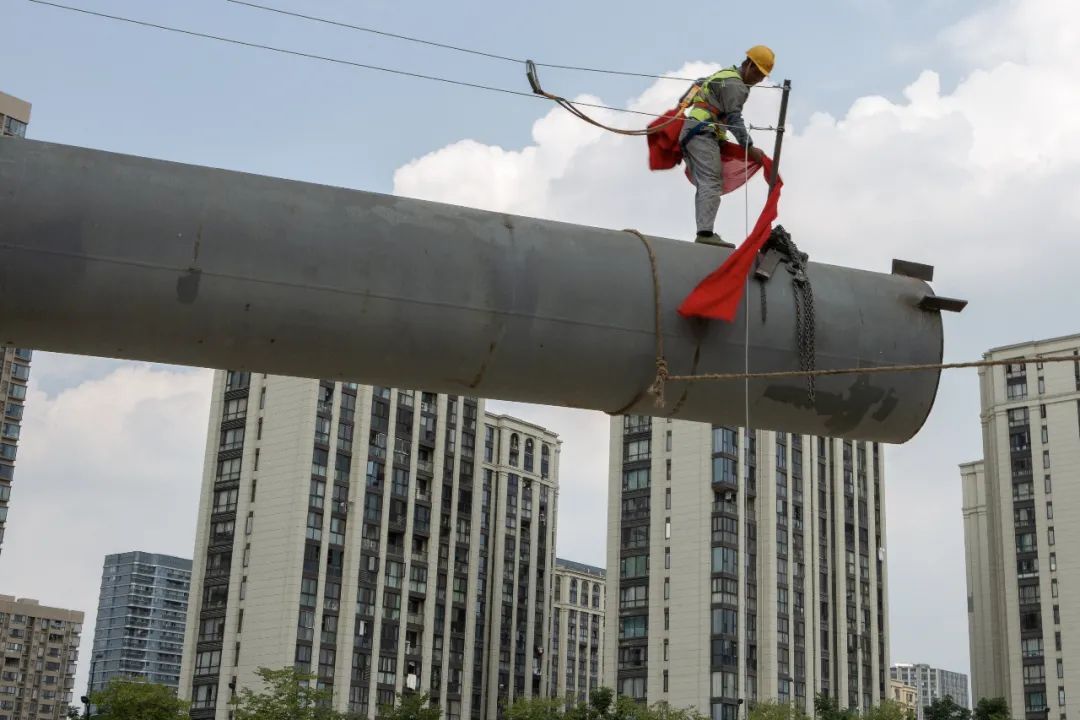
<box><xmin>748</xmin><ymin>146</ymin><xmax>766</xmax><ymax>164</ymax></box>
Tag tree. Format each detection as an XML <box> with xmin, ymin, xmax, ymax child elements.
<box><xmin>232</xmin><ymin>667</ymin><xmax>344</xmax><ymax>720</ymax></box>
<box><xmin>89</xmin><ymin>678</ymin><xmax>188</xmax><ymax>720</ymax></box>
<box><xmin>376</xmin><ymin>692</ymin><xmax>441</xmax><ymax>720</ymax></box>
<box><xmin>972</xmin><ymin>698</ymin><xmax>1011</xmax><ymax>720</ymax></box>
<box><xmin>924</xmin><ymin>697</ymin><xmax>971</xmax><ymax>720</ymax></box>
<box><xmin>648</xmin><ymin>701</ymin><xmax>710</xmax><ymax>720</ymax></box>
<box><xmin>747</xmin><ymin>700</ymin><xmax>810</xmax><ymax>720</ymax></box>
<box><xmin>507</xmin><ymin>696</ymin><xmax>565</xmax><ymax>720</ymax></box>
<box><xmin>815</xmin><ymin>694</ymin><xmax>860</xmax><ymax>720</ymax></box>
<box><xmin>65</xmin><ymin>707</ymin><xmax>82</xmax><ymax>720</ymax></box>
<box><xmin>865</xmin><ymin>700</ymin><xmax>916</xmax><ymax>720</ymax></box>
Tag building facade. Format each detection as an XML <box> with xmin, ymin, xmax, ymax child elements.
<box><xmin>179</xmin><ymin>373</ymin><xmax>560</xmax><ymax>720</ymax></box>
<box><xmin>961</xmin><ymin>334</ymin><xmax>1080</xmax><ymax>720</ymax></box>
<box><xmin>890</xmin><ymin>664</ymin><xmax>969</xmax><ymax>720</ymax></box>
<box><xmin>0</xmin><ymin>92</ymin><xmax>30</xmax><ymax>139</ymax></box>
<box><xmin>0</xmin><ymin>596</ymin><xmax>83</xmax><ymax>720</ymax></box>
<box><xmin>0</xmin><ymin>90</ymin><xmax>32</xmax><ymax>557</ymax></box>
<box><xmin>88</xmin><ymin>552</ymin><xmax>193</xmax><ymax>695</ymax></box>
<box><xmin>551</xmin><ymin>558</ymin><xmax>606</xmax><ymax>706</ymax></box>
<box><xmin>887</xmin><ymin>678</ymin><xmax>919</xmax><ymax>716</ymax></box>
<box><xmin>606</xmin><ymin>416</ymin><xmax>890</xmax><ymax>718</ymax></box>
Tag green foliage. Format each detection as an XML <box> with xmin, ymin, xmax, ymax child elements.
<box><xmin>924</xmin><ymin>697</ymin><xmax>971</xmax><ymax>720</ymax></box>
<box><xmin>972</xmin><ymin>698</ymin><xmax>1011</xmax><ymax>720</ymax></box>
<box><xmin>814</xmin><ymin>694</ymin><xmax>861</xmax><ymax>720</ymax></box>
<box><xmin>376</xmin><ymin>692</ymin><xmax>441</xmax><ymax>720</ymax></box>
<box><xmin>865</xmin><ymin>700</ymin><xmax>917</xmax><ymax>720</ymax></box>
<box><xmin>232</xmin><ymin>667</ymin><xmax>344</xmax><ymax>720</ymax></box>
<box><xmin>504</xmin><ymin>691</ymin><xmax>706</xmax><ymax>720</ymax></box>
<box><xmin>748</xmin><ymin>700</ymin><xmax>810</xmax><ymax>720</ymax></box>
<box><xmin>508</xmin><ymin>697</ymin><xmax>566</xmax><ymax>720</ymax></box>
<box><xmin>89</xmin><ymin>678</ymin><xmax>188</xmax><ymax>720</ymax></box>
<box><xmin>66</xmin><ymin>707</ymin><xmax>83</xmax><ymax>720</ymax></box>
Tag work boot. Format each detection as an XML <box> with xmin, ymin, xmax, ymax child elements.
<box><xmin>695</xmin><ymin>231</ymin><xmax>735</xmax><ymax>248</ymax></box>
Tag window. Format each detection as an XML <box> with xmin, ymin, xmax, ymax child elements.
<box><xmin>711</xmin><ymin>547</ymin><xmax>737</xmax><ymax>575</ymax></box>
<box><xmin>625</xmin><ymin>439</ymin><xmax>651</xmax><ymax>462</ymax></box>
<box><xmin>620</xmin><ymin>555</ymin><xmax>648</xmax><ymax>579</ymax></box>
<box><xmin>620</xmin><ymin>615</ymin><xmax>647</xmax><ymax>639</ymax></box>
<box><xmin>622</xmin><ymin>525</ymin><xmax>649</xmax><ymax>550</ymax></box>
<box><xmin>711</xmin><ymin>608</ymin><xmax>737</xmax><ymax>636</ymax></box>
<box><xmin>1021</xmin><ymin>637</ymin><xmax>1043</xmax><ymax>658</ymax></box>
<box><xmin>1050</xmin><ymin>553</ymin><xmax>1057</xmax><ymax>571</ymax></box>
<box><xmin>203</xmin><ymin>584</ymin><xmax>228</xmax><ymax>609</ymax></box>
<box><xmin>1049</xmin><ymin>527</ymin><xmax>1056</xmax><ymax>546</ymax></box>
<box><xmin>199</xmin><ymin>617</ymin><xmax>225</xmax><ymax>642</ymax></box>
<box><xmin>306</xmin><ymin>512</ymin><xmax>323</xmax><ymax>541</ymax></box>
<box><xmin>620</xmin><ymin>585</ymin><xmax>648</xmax><ymax>609</ymax></box>
<box><xmin>216</xmin><ymin>457</ymin><xmax>241</xmax><ymax>483</ymax></box>
<box><xmin>712</xmin><ymin>516</ymin><xmax>737</xmax><ymax>545</ymax></box>
<box><xmin>623</xmin><ymin>468</ymin><xmax>650</xmax><ymax>491</ymax></box>
<box><xmin>377</xmin><ymin>656</ymin><xmax>396</xmax><ymax>685</ymax></box>
<box><xmin>1052</xmin><ymin>580</ymin><xmax>1059</xmax><ymax>598</ymax></box>
<box><xmin>712</xmin><ymin>577</ymin><xmax>738</xmax><ymax>605</ymax></box>
<box><xmin>194</xmin><ymin>650</ymin><xmax>221</xmax><ymax>675</ymax></box>
<box><xmin>1047</xmin><ymin>502</ymin><xmax>1054</xmax><ymax>519</ymax></box>
<box><xmin>223</xmin><ymin>397</ymin><xmax>247</xmax><ymax>421</ymax></box>
<box><xmin>620</xmin><ymin>676</ymin><xmax>646</xmax><ymax>699</ymax></box>
<box><xmin>619</xmin><ymin>646</ymin><xmax>647</xmax><ymax>669</ymax></box>
<box><xmin>712</xmin><ymin>456</ymin><xmax>737</xmax><ymax>486</ymax></box>
<box><xmin>191</xmin><ymin>684</ymin><xmax>217</xmax><ymax>710</ymax></box>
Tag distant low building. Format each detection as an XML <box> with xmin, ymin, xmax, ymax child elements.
<box><xmin>551</xmin><ymin>558</ymin><xmax>605</xmax><ymax>706</ymax></box>
<box><xmin>0</xmin><ymin>595</ymin><xmax>84</xmax><ymax>720</ymax></box>
<box><xmin>891</xmin><ymin>664</ymin><xmax>969</xmax><ymax>720</ymax></box>
<box><xmin>888</xmin><ymin>678</ymin><xmax>919</xmax><ymax>715</ymax></box>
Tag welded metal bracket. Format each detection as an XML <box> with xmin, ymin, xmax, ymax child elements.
<box><xmin>919</xmin><ymin>295</ymin><xmax>968</xmax><ymax>313</ymax></box>
<box><xmin>892</xmin><ymin>259</ymin><xmax>966</xmax><ymax>312</ymax></box>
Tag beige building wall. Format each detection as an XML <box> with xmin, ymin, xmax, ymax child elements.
<box><xmin>961</xmin><ymin>461</ymin><xmax>1009</xmax><ymax>702</ymax></box>
<box><xmin>887</xmin><ymin>678</ymin><xmax>918</xmax><ymax>714</ymax></box>
<box><xmin>961</xmin><ymin>333</ymin><xmax>1080</xmax><ymax>720</ymax></box>
<box><xmin>0</xmin><ymin>596</ymin><xmax>83</xmax><ymax>720</ymax></box>
<box><xmin>180</xmin><ymin>373</ymin><xmax>560</xmax><ymax>720</ymax></box>
<box><xmin>551</xmin><ymin>559</ymin><xmax>605</xmax><ymax>706</ymax></box>
<box><xmin>0</xmin><ymin>91</ymin><xmax>31</xmax><ymax>137</ymax></box>
<box><xmin>605</xmin><ymin>417</ymin><xmax>890</xmax><ymax>718</ymax></box>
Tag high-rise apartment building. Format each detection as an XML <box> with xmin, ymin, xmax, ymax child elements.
<box><xmin>88</xmin><ymin>552</ymin><xmax>193</xmax><ymax>695</ymax></box>
<box><xmin>890</xmin><ymin>664</ymin><xmax>969</xmax><ymax>719</ymax></box>
<box><xmin>0</xmin><ymin>595</ymin><xmax>83</xmax><ymax>720</ymax></box>
<box><xmin>551</xmin><ymin>558</ymin><xmax>606</xmax><ymax>706</ymax></box>
<box><xmin>961</xmin><ymin>334</ymin><xmax>1080</xmax><ymax>720</ymax></box>
<box><xmin>606</xmin><ymin>416</ymin><xmax>890</xmax><ymax>718</ymax></box>
<box><xmin>0</xmin><ymin>90</ymin><xmax>32</xmax><ymax>558</ymax></box>
<box><xmin>179</xmin><ymin>373</ymin><xmax>560</xmax><ymax>720</ymax></box>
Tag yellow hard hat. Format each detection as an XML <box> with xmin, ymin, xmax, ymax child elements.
<box><xmin>746</xmin><ymin>45</ymin><xmax>775</xmax><ymax>75</ymax></box>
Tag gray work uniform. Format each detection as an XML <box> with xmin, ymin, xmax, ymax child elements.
<box><xmin>679</xmin><ymin>67</ymin><xmax>754</xmax><ymax>234</ymax></box>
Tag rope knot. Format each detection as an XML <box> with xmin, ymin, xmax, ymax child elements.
<box><xmin>648</xmin><ymin>357</ymin><xmax>669</xmax><ymax>407</ymax></box>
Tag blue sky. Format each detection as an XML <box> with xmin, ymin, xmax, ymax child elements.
<box><xmin>5</xmin><ymin>0</ymin><xmax>1080</xmax><ymax>703</ymax></box>
<box><xmin>6</xmin><ymin>0</ymin><xmax>981</xmax><ymax>196</ymax></box>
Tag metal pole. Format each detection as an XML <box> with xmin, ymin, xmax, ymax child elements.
<box><xmin>0</xmin><ymin>140</ymin><xmax>952</xmax><ymax>442</ymax></box>
<box><xmin>769</xmin><ymin>79</ymin><xmax>792</xmax><ymax>189</ymax></box>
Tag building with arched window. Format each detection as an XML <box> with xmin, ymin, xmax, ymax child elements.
<box><xmin>552</xmin><ymin>558</ymin><xmax>606</xmax><ymax>706</ymax></box>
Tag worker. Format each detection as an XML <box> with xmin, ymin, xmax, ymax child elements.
<box><xmin>681</xmin><ymin>45</ymin><xmax>774</xmax><ymax>247</ymax></box>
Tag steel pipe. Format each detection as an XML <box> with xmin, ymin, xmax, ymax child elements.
<box><xmin>0</xmin><ymin>140</ymin><xmax>947</xmax><ymax>441</ymax></box>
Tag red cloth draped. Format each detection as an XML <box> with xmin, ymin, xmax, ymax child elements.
<box><xmin>677</xmin><ymin>150</ymin><xmax>781</xmax><ymax>321</ymax></box>
<box><xmin>647</xmin><ymin>109</ymin><xmax>783</xmax><ymax>322</ymax></box>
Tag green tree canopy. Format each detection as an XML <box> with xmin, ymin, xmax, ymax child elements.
<box><xmin>748</xmin><ymin>700</ymin><xmax>810</xmax><ymax>720</ymax></box>
<box><xmin>232</xmin><ymin>667</ymin><xmax>344</xmax><ymax>720</ymax></box>
<box><xmin>865</xmin><ymin>699</ymin><xmax>917</xmax><ymax>720</ymax></box>
<box><xmin>814</xmin><ymin>694</ymin><xmax>861</xmax><ymax>720</ymax></box>
<box><xmin>972</xmin><ymin>698</ymin><xmax>1011</xmax><ymax>720</ymax></box>
<box><xmin>89</xmin><ymin>678</ymin><xmax>188</xmax><ymax>720</ymax></box>
<box><xmin>376</xmin><ymin>692</ymin><xmax>441</xmax><ymax>720</ymax></box>
<box><xmin>924</xmin><ymin>697</ymin><xmax>972</xmax><ymax>720</ymax></box>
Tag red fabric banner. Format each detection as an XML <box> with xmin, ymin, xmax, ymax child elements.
<box><xmin>677</xmin><ymin>147</ymin><xmax>781</xmax><ymax>322</ymax></box>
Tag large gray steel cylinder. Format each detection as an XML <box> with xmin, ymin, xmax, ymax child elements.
<box><xmin>0</xmin><ymin>140</ymin><xmax>945</xmax><ymax>441</ymax></box>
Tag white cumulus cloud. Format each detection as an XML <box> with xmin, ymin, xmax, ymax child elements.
<box><xmin>392</xmin><ymin>0</ymin><xmax>1080</xmax><ymax>677</ymax></box>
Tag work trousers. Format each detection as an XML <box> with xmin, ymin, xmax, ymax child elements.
<box><xmin>680</xmin><ymin>120</ymin><xmax>724</xmax><ymax>234</ymax></box>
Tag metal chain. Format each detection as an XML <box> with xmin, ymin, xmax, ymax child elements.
<box><xmin>770</xmin><ymin>227</ymin><xmax>816</xmax><ymax>400</ymax></box>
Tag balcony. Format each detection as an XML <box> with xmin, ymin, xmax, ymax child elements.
<box><xmin>411</xmin><ymin>552</ymin><xmax>428</xmax><ymax>565</ymax></box>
